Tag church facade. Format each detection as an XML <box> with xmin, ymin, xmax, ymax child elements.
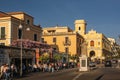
<box><xmin>74</xmin><ymin>20</ymin><xmax>112</xmax><ymax>61</ymax></box>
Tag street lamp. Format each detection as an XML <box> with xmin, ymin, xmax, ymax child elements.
<box><xmin>19</xmin><ymin>23</ymin><xmax>30</xmax><ymax>76</ymax></box>
<box><xmin>19</xmin><ymin>24</ymin><xmax>23</xmax><ymax>77</ymax></box>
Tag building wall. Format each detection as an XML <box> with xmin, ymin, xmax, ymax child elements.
<box><xmin>0</xmin><ymin>17</ymin><xmax>11</xmax><ymax>45</ymax></box>
<box><xmin>85</xmin><ymin>30</ymin><xmax>103</xmax><ymax>59</ymax></box>
<box><xmin>85</xmin><ymin>29</ymin><xmax>112</xmax><ymax>60</ymax></box>
<box><xmin>0</xmin><ymin>11</ymin><xmax>42</xmax><ymax>46</ymax></box>
<box><xmin>102</xmin><ymin>34</ymin><xmax>112</xmax><ymax>59</ymax></box>
<box><xmin>42</xmin><ymin>27</ymin><xmax>83</xmax><ymax>56</ymax></box>
<box><xmin>74</xmin><ymin>20</ymin><xmax>112</xmax><ymax>60</ymax></box>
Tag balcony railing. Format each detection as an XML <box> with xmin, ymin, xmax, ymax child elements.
<box><xmin>63</xmin><ymin>40</ymin><xmax>71</xmax><ymax>46</ymax></box>
<box><xmin>42</xmin><ymin>32</ymin><xmax>76</xmax><ymax>36</ymax></box>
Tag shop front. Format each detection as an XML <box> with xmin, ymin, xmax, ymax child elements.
<box><xmin>0</xmin><ymin>46</ymin><xmax>35</xmax><ymax>67</ymax></box>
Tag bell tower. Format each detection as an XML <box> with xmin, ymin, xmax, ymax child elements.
<box><xmin>74</xmin><ymin>20</ymin><xmax>87</xmax><ymax>36</ymax></box>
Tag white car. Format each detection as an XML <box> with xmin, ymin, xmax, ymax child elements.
<box><xmin>89</xmin><ymin>62</ymin><xmax>96</xmax><ymax>67</ymax></box>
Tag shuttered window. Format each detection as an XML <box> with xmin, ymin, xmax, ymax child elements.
<box><xmin>0</xmin><ymin>27</ymin><xmax>5</xmax><ymax>39</ymax></box>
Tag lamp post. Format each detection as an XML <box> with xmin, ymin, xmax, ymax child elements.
<box><xmin>19</xmin><ymin>23</ymin><xmax>30</xmax><ymax>76</ymax></box>
<box><xmin>19</xmin><ymin>24</ymin><xmax>23</xmax><ymax>77</ymax></box>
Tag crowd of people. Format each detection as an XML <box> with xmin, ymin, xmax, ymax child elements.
<box><xmin>0</xmin><ymin>63</ymin><xmax>17</xmax><ymax>80</ymax></box>
<box><xmin>29</xmin><ymin>62</ymin><xmax>76</xmax><ymax>73</ymax></box>
<box><xmin>0</xmin><ymin>62</ymin><xmax>76</xmax><ymax>80</ymax></box>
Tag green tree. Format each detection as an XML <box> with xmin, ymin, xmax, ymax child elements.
<box><xmin>69</xmin><ymin>55</ymin><xmax>79</xmax><ymax>62</ymax></box>
<box><xmin>53</xmin><ymin>54</ymin><xmax>62</xmax><ymax>62</ymax></box>
<box><xmin>39</xmin><ymin>54</ymin><xmax>49</xmax><ymax>63</ymax></box>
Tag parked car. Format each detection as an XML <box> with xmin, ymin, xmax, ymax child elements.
<box><xmin>112</xmin><ymin>59</ymin><xmax>118</xmax><ymax>64</ymax></box>
<box><xmin>89</xmin><ymin>62</ymin><xmax>96</xmax><ymax>67</ymax></box>
<box><xmin>104</xmin><ymin>60</ymin><xmax>112</xmax><ymax>67</ymax></box>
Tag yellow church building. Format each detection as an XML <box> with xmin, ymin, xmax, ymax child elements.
<box><xmin>74</xmin><ymin>20</ymin><xmax>112</xmax><ymax>61</ymax></box>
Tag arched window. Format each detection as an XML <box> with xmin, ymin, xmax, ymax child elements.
<box><xmin>90</xmin><ymin>40</ymin><xmax>94</xmax><ymax>46</ymax></box>
<box><xmin>90</xmin><ymin>51</ymin><xmax>95</xmax><ymax>57</ymax></box>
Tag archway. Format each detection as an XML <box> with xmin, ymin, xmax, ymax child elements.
<box><xmin>89</xmin><ymin>51</ymin><xmax>95</xmax><ymax>57</ymax></box>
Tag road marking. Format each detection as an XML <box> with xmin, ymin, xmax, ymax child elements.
<box><xmin>72</xmin><ymin>73</ymin><xmax>83</xmax><ymax>80</ymax></box>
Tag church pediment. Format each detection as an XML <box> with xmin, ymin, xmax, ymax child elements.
<box><xmin>88</xmin><ymin>29</ymin><xmax>97</xmax><ymax>34</ymax></box>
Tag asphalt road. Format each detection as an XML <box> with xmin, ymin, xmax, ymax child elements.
<box><xmin>16</xmin><ymin>68</ymin><xmax>79</xmax><ymax>80</ymax></box>
<box><xmin>76</xmin><ymin>67</ymin><xmax>120</xmax><ymax>80</ymax></box>
<box><xmin>15</xmin><ymin>66</ymin><xmax>120</xmax><ymax>80</ymax></box>
<box><xmin>99</xmin><ymin>67</ymin><xmax>120</xmax><ymax>80</ymax></box>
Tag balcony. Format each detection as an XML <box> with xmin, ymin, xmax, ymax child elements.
<box><xmin>63</xmin><ymin>40</ymin><xmax>71</xmax><ymax>46</ymax></box>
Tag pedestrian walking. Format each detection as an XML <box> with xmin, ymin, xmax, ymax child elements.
<box><xmin>48</xmin><ymin>64</ymin><xmax>52</xmax><ymax>72</ymax></box>
<box><xmin>3</xmin><ymin>64</ymin><xmax>11</xmax><ymax>80</ymax></box>
<box><xmin>0</xmin><ymin>64</ymin><xmax>5</xmax><ymax>79</ymax></box>
<box><xmin>10</xmin><ymin>64</ymin><xmax>17</xmax><ymax>78</ymax></box>
<box><xmin>33</xmin><ymin>64</ymin><xmax>38</xmax><ymax>72</ymax></box>
<box><xmin>51</xmin><ymin>63</ymin><xmax>54</xmax><ymax>72</ymax></box>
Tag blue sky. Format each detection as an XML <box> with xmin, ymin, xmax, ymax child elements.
<box><xmin>0</xmin><ymin>0</ymin><xmax>120</xmax><ymax>40</ymax></box>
